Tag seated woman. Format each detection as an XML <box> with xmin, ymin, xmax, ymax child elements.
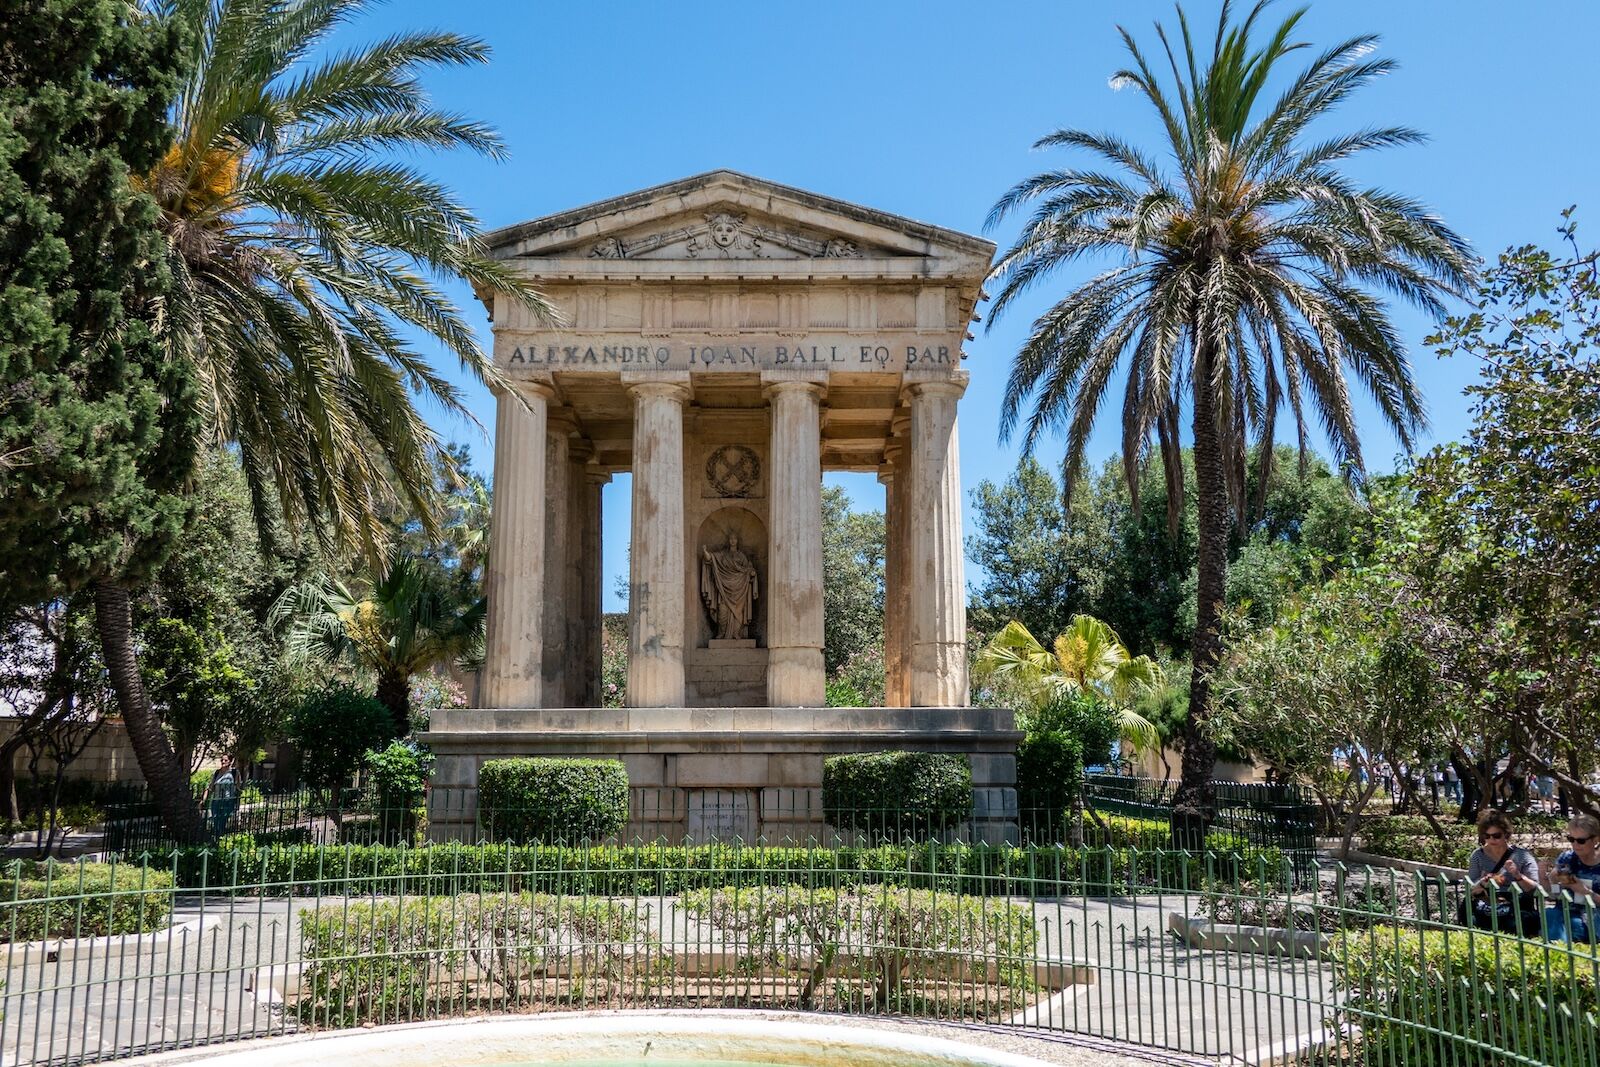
<box><xmin>1460</xmin><ymin>810</ymin><xmax>1542</xmax><ymax>935</ymax></box>
<box><xmin>1546</xmin><ymin>814</ymin><xmax>1600</xmax><ymax>943</ymax></box>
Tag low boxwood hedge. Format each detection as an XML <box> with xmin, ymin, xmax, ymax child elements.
<box><xmin>1335</xmin><ymin>925</ymin><xmax>1600</xmax><ymax>1067</ymax></box>
<box><xmin>478</xmin><ymin>757</ymin><xmax>628</xmax><ymax>844</ymax></box>
<box><xmin>822</xmin><ymin>751</ymin><xmax>972</xmax><ymax>838</ymax></box>
<box><xmin>156</xmin><ymin>837</ymin><xmax>1290</xmax><ymax>899</ymax></box>
<box><xmin>0</xmin><ymin>860</ymin><xmax>174</xmax><ymax>943</ymax></box>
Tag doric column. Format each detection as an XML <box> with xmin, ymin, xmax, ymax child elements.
<box><xmin>564</xmin><ymin>438</ymin><xmax>594</xmax><ymax>708</ymax></box>
<box><xmin>626</xmin><ymin>376</ymin><xmax>690</xmax><ymax>707</ymax></box>
<box><xmin>764</xmin><ymin>378</ymin><xmax>826</xmax><ymax>707</ymax></box>
<box><xmin>540</xmin><ymin>412</ymin><xmax>574</xmax><ymax>707</ymax></box>
<box><xmin>481</xmin><ymin>382</ymin><xmax>554</xmax><ymax>708</ymax></box>
<box><xmin>582</xmin><ymin>465</ymin><xmax>608</xmax><ymax>707</ymax></box>
<box><xmin>907</xmin><ymin>373</ymin><xmax>969</xmax><ymax>707</ymax></box>
<box><xmin>879</xmin><ymin>419</ymin><xmax>912</xmax><ymax>707</ymax></box>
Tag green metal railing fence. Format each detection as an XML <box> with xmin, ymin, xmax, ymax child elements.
<box><xmin>2</xmin><ymin>843</ymin><xmax>1595</xmax><ymax>1067</ymax></box>
<box><xmin>103</xmin><ymin>778</ymin><xmax>1319</xmax><ymax>865</ymax></box>
<box><xmin>1083</xmin><ymin>773</ymin><xmax>1320</xmax><ymax>881</ymax></box>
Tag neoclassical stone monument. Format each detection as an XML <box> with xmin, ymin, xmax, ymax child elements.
<box><xmin>425</xmin><ymin>172</ymin><xmax>1020</xmax><ymax>841</ymax></box>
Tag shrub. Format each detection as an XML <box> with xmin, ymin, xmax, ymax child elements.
<box><xmin>1335</xmin><ymin>926</ymin><xmax>1600</xmax><ymax>1067</ymax></box>
<box><xmin>296</xmin><ymin>893</ymin><xmax>664</xmax><ymax>1027</ymax></box>
<box><xmin>365</xmin><ymin>741</ymin><xmax>434</xmax><ymax>844</ymax></box>
<box><xmin>822</xmin><ymin>752</ymin><xmax>972</xmax><ymax>839</ymax></box>
<box><xmin>1359</xmin><ymin>817</ymin><xmax>1476</xmax><ymax>869</ymax></box>
<box><xmin>478</xmin><ymin>757</ymin><xmax>628</xmax><ymax>844</ymax></box>
<box><xmin>1016</xmin><ymin>731</ymin><xmax>1083</xmax><ymax>832</ymax></box>
<box><xmin>289</xmin><ymin>686</ymin><xmax>397</xmax><ymax>803</ymax></box>
<box><xmin>1027</xmin><ymin>690</ymin><xmax>1120</xmax><ymax>768</ymax></box>
<box><xmin>0</xmin><ymin>861</ymin><xmax>174</xmax><ymax>942</ymax></box>
<box><xmin>682</xmin><ymin>884</ymin><xmax>1037</xmax><ymax>1008</ymax></box>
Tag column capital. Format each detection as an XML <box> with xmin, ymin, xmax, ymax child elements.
<box><xmin>624</xmin><ymin>377</ymin><xmax>691</xmax><ymax>404</ymax></box>
<box><xmin>761</xmin><ymin>378</ymin><xmax>827</xmax><ymax>400</ymax></box>
<box><xmin>903</xmin><ymin>370</ymin><xmax>969</xmax><ymax>402</ymax></box>
<box><xmin>504</xmin><ymin>379</ymin><xmax>556</xmax><ymax>404</ymax></box>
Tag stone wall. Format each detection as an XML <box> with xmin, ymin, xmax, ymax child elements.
<box><xmin>0</xmin><ymin>718</ymin><xmax>145</xmax><ymax>785</ymax></box>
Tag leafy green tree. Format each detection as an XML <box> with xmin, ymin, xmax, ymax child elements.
<box><xmin>288</xmin><ymin>687</ymin><xmax>396</xmax><ymax>819</ymax></box>
<box><xmin>139</xmin><ymin>615</ymin><xmax>253</xmax><ymax>773</ymax></box>
<box><xmin>0</xmin><ymin>0</ymin><xmax>200</xmax><ymax>839</ymax></box>
<box><xmin>821</xmin><ymin>486</ymin><xmax>885</xmax><ymax>674</ymax></box>
<box><xmin>133</xmin><ymin>450</ymin><xmax>300</xmax><ymax>769</ymax></box>
<box><xmin>967</xmin><ymin>457</ymin><xmax>1109</xmax><ymax>642</ymax></box>
<box><xmin>1211</xmin><ymin>569</ymin><xmax>1439</xmax><ymax>849</ymax></box>
<box><xmin>986</xmin><ymin>3</ymin><xmax>1472</xmax><ymax>828</ymax></box>
<box><xmin>1402</xmin><ymin>214</ymin><xmax>1600</xmax><ymax>814</ymax></box>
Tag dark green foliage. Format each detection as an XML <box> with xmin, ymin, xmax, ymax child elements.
<box><xmin>161</xmin><ymin>839</ymin><xmax>1289</xmax><ymax>898</ymax></box>
<box><xmin>1016</xmin><ymin>732</ymin><xmax>1084</xmax><ymax>831</ymax></box>
<box><xmin>137</xmin><ymin>450</ymin><xmax>296</xmax><ymax>766</ymax></box>
<box><xmin>1029</xmin><ymin>691</ymin><xmax>1120</xmax><ymax>767</ymax></box>
<box><xmin>366</xmin><ymin>742</ymin><xmax>434</xmax><ymax>812</ymax></box>
<box><xmin>287</xmin><ymin>688</ymin><xmax>396</xmax><ymax>801</ymax></box>
<box><xmin>0</xmin><ymin>861</ymin><xmax>173</xmax><ymax>942</ymax></box>
<box><xmin>478</xmin><ymin>757</ymin><xmax>628</xmax><ymax>844</ymax></box>
<box><xmin>968</xmin><ymin>450</ymin><xmax>1362</xmax><ymax>658</ymax></box>
<box><xmin>1335</xmin><ymin>927</ymin><xmax>1600</xmax><ymax>1067</ymax></box>
<box><xmin>821</xmin><ymin>486</ymin><xmax>885</xmax><ymax>675</ymax></box>
<box><xmin>822</xmin><ymin>752</ymin><xmax>972</xmax><ymax>838</ymax></box>
<box><xmin>0</xmin><ymin>0</ymin><xmax>194</xmax><ymax>609</ymax></box>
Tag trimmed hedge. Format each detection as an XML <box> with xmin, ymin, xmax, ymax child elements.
<box><xmin>157</xmin><ymin>837</ymin><xmax>1290</xmax><ymax>899</ymax></box>
<box><xmin>478</xmin><ymin>757</ymin><xmax>628</xmax><ymax>844</ymax></box>
<box><xmin>0</xmin><ymin>861</ymin><xmax>174</xmax><ymax>943</ymax></box>
<box><xmin>1336</xmin><ymin>925</ymin><xmax>1600</xmax><ymax>1067</ymax></box>
<box><xmin>822</xmin><ymin>751</ymin><xmax>972</xmax><ymax>838</ymax></box>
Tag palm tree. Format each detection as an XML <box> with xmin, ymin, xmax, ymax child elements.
<box><xmin>273</xmin><ymin>553</ymin><xmax>485</xmax><ymax>735</ymax></box>
<box><xmin>976</xmin><ymin>617</ymin><xmax>1162</xmax><ymax>755</ymax></box>
<box><xmin>95</xmin><ymin>0</ymin><xmax>551</xmax><ymax>840</ymax></box>
<box><xmin>985</xmin><ymin>1</ymin><xmax>1472</xmax><ymax>836</ymax></box>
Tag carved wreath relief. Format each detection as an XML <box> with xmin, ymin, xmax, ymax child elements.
<box><xmin>705</xmin><ymin>444</ymin><xmax>760</xmax><ymax>498</ymax></box>
<box><xmin>586</xmin><ymin>215</ymin><xmax>865</xmax><ymax>261</ymax></box>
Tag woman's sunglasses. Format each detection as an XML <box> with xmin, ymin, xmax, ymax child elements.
<box><xmin>1482</xmin><ymin>831</ymin><xmax>1506</xmax><ymax>841</ymax></box>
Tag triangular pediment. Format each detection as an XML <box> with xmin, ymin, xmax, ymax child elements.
<box><xmin>486</xmin><ymin>171</ymin><xmax>994</xmax><ymax>272</ymax></box>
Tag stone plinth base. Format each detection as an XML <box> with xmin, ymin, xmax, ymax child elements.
<box><xmin>707</xmin><ymin>639</ymin><xmax>756</xmax><ymax>649</ymax></box>
<box><xmin>421</xmin><ymin>706</ymin><xmax>1020</xmax><ymax>845</ymax></box>
<box><xmin>684</xmin><ymin>648</ymin><xmax>768</xmax><ymax>707</ymax></box>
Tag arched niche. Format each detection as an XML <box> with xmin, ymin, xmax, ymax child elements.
<box><xmin>694</xmin><ymin>506</ymin><xmax>767</xmax><ymax>648</ymax></box>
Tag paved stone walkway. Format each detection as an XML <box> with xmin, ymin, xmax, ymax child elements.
<box><xmin>0</xmin><ymin>892</ymin><xmax>1336</xmax><ymax>1066</ymax></box>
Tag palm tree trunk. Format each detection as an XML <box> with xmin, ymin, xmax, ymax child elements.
<box><xmin>376</xmin><ymin>670</ymin><xmax>411</xmax><ymax>737</ymax></box>
<box><xmin>1173</xmin><ymin>338</ymin><xmax>1226</xmax><ymax>847</ymax></box>
<box><xmin>92</xmin><ymin>580</ymin><xmax>205</xmax><ymax>843</ymax></box>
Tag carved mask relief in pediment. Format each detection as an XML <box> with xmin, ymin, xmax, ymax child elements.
<box><xmin>584</xmin><ymin>211</ymin><xmax>871</xmax><ymax>261</ymax></box>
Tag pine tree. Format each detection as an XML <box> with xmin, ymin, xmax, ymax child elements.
<box><xmin>0</xmin><ymin>0</ymin><xmax>203</xmax><ymax>839</ymax></box>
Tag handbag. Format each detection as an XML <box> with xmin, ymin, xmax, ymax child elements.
<box><xmin>1461</xmin><ymin>849</ymin><xmax>1535</xmax><ymax>931</ymax></box>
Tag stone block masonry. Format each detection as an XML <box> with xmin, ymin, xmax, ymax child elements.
<box><xmin>422</xmin><ymin>705</ymin><xmax>1023</xmax><ymax>845</ymax></box>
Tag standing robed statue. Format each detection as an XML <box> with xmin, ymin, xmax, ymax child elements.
<box><xmin>701</xmin><ymin>531</ymin><xmax>758</xmax><ymax>640</ymax></box>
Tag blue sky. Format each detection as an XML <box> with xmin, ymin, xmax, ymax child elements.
<box><xmin>353</xmin><ymin>1</ymin><xmax>1600</xmax><ymax>609</ymax></box>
